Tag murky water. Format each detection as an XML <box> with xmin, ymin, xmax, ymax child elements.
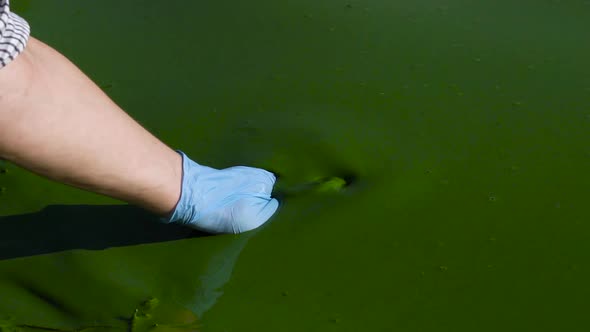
<box><xmin>1</xmin><ymin>0</ymin><xmax>590</xmax><ymax>331</ymax></box>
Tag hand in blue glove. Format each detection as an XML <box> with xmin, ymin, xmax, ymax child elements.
<box><xmin>163</xmin><ymin>151</ymin><xmax>279</xmax><ymax>234</ymax></box>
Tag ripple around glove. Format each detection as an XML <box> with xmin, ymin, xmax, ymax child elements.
<box><xmin>163</xmin><ymin>151</ymin><xmax>280</xmax><ymax>234</ymax></box>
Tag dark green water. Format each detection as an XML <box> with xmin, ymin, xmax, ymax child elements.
<box><xmin>1</xmin><ymin>0</ymin><xmax>590</xmax><ymax>331</ymax></box>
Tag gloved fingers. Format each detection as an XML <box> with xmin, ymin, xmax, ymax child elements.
<box><xmin>230</xmin><ymin>197</ymin><xmax>279</xmax><ymax>234</ymax></box>
<box><xmin>167</xmin><ymin>151</ymin><xmax>280</xmax><ymax>234</ymax></box>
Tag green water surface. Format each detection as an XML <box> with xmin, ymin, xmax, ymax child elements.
<box><xmin>1</xmin><ymin>0</ymin><xmax>590</xmax><ymax>331</ymax></box>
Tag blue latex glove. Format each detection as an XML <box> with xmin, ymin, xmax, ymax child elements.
<box><xmin>164</xmin><ymin>151</ymin><xmax>279</xmax><ymax>234</ymax></box>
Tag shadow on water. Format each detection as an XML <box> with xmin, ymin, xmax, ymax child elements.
<box><xmin>0</xmin><ymin>205</ymin><xmax>209</xmax><ymax>261</ymax></box>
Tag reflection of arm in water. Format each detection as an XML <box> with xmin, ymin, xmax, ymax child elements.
<box><xmin>186</xmin><ymin>233</ymin><xmax>251</xmax><ymax>317</ymax></box>
<box><xmin>0</xmin><ymin>7</ymin><xmax>278</xmax><ymax>233</ymax></box>
<box><xmin>0</xmin><ymin>224</ymin><xmax>252</xmax><ymax>328</ymax></box>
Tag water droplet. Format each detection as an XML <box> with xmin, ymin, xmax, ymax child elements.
<box><xmin>488</xmin><ymin>195</ymin><xmax>497</xmax><ymax>202</ymax></box>
<box><xmin>512</xmin><ymin>101</ymin><xmax>523</xmax><ymax>107</ymax></box>
<box><xmin>439</xmin><ymin>266</ymin><xmax>448</xmax><ymax>271</ymax></box>
<box><xmin>474</xmin><ymin>57</ymin><xmax>481</xmax><ymax>62</ymax></box>
<box><xmin>281</xmin><ymin>291</ymin><xmax>289</xmax><ymax>297</ymax></box>
<box><xmin>489</xmin><ymin>236</ymin><xmax>497</xmax><ymax>242</ymax></box>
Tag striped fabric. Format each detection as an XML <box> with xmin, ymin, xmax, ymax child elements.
<box><xmin>0</xmin><ymin>0</ymin><xmax>30</xmax><ymax>68</ymax></box>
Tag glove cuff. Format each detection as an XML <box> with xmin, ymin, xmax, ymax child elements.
<box><xmin>161</xmin><ymin>150</ymin><xmax>202</xmax><ymax>225</ymax></box>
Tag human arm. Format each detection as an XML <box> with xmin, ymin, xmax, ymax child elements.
<box><xmin>0</xmin><ymin>37</ymin><xmax>278</xmax><ymax>233</ymax></box>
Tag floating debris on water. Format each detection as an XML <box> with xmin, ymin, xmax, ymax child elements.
<box><xmin>315</xmin><ymin>177</ymin><xmax>348</xmax><ymax>193</ymax></box>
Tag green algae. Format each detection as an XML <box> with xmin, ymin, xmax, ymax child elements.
<box><xmin>128</xmin><ymin>297</ymin><xmax>199</xmax><ymax>332</ymax></box>
<box><xmin>2</xmin><ymin>0</ymin><xmax>590</xmax><ymax>331</ymax></box>
<box><xmin>0</xmin><ymin>297</ymin><xmax>198</xmax><ymax>332</ymax></box>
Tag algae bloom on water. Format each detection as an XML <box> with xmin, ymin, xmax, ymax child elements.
<box><xmin>313</xmin><ymin>176</ymin><xmax>348</xmax><ymax>193</ymax></box>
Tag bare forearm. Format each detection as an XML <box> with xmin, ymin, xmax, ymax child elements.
<box><xmin>0</xmin><ymin>37</ymin><xmax>181</xmax><ymax>215</ymax></box>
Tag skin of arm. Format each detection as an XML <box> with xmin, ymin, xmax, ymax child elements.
<box><xmin>0</xmin><ymin>37</ymin><xmax>182</xmax><ymax>216</ymax></box>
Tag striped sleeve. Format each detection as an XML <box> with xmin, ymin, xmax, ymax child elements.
<box><xmin>0</xmin><ymin>0</ymin><xmax>30</xmax><ymax>68</ymax></box>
